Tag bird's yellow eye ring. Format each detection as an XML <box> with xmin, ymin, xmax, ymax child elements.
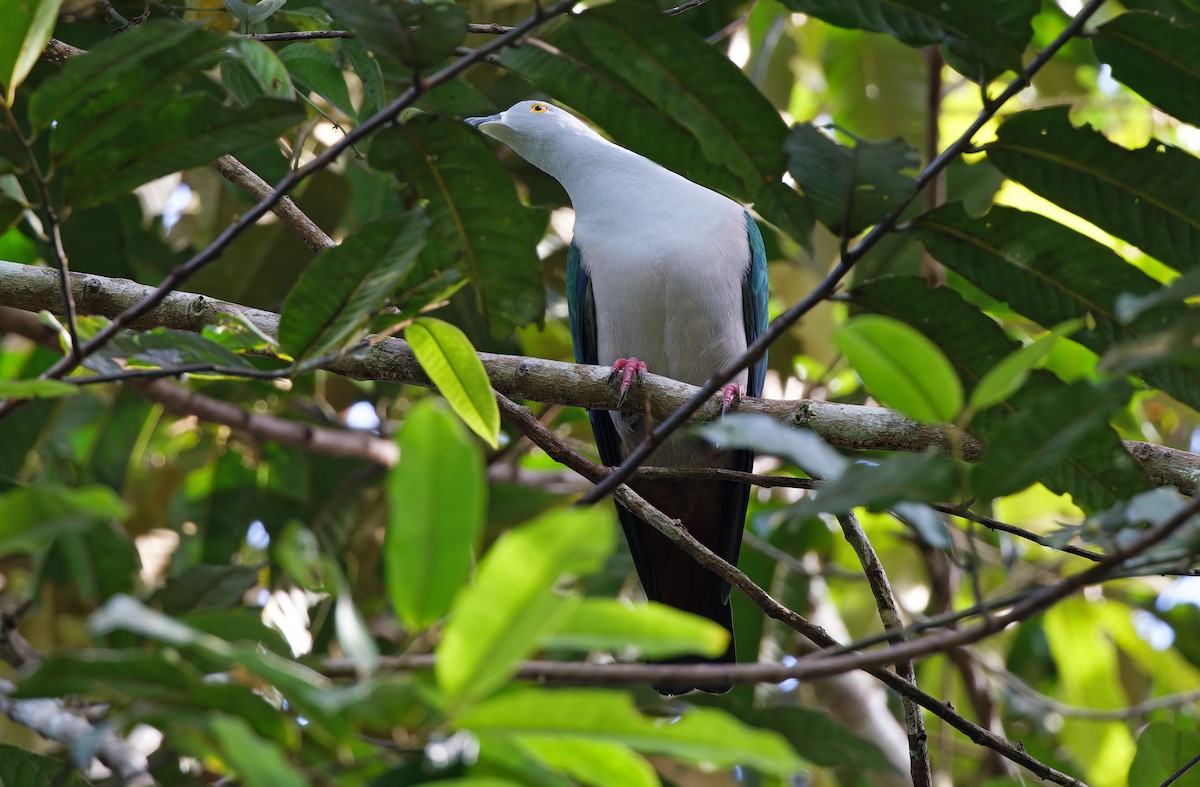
<box><xmin>530</xmin><ymin>103</ymin><xmax>548</xmax><ymax>114</ymax></box>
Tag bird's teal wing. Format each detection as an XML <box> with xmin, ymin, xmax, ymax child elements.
<box><xmin>743</xmin><ymin>212</ymin><xmax>769</xmax><ymax>398</ymax></box>
<box><xmin>716</xmin><ymin>213</ymin><xmax>770</xmax><ymax>600</ymax></box>
<box><xmin>566</xmin><ymin>242</ymin><xmax>625</xmax><ymax>468</ymax></box>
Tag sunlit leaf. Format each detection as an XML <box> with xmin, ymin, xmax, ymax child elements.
<box><xmin>210</xmin><ymin>714</ymin><xmax>308</xmax><ymax>787</ymax></box>
<box><xmin>967</xmin><ymin>320</ymin><xmax>1082</xmax><ymax>414</ymax></box>
<box><xmin>437</xmin><ymin>508</ymin><xmax>615</xmax><ymax>704</ymax></box>
<box><xmin>0</xmin><ymin>0</ymin><xmax>66</xmax><ymax>104</ymax></box>
<box><xmin>0</xmin><ymin>378</ymin><xmax>79</xmax><ymax>399</ymax></box>
<box><xmin>386</xmin><ymin>398</ymin><xmax>485</xmax><ymax>629</ymax></box>
<box><xmin>834</xmin><ymin>314</ymin><xmax>964</xmax><ymax>423</ymax></box>
<box><xmin>518</xmin><ymin>738</ymin><xmax>659</xmax><ymax>787</ymax></box>
<box><xmin>454</xmin><ymin>687</ymin><xmax>803</xmax><ymax>775</ymax></box>
<box><xmin>234</xmin><ymin>38</ymin><xmax>294</xmax><ymax>100</ymax></box>
<box><xmin>546</xmin><ymin>598</ymin><xmax>729</xmax><ymax>659</ymax></box>
<box><xmin>405</xmin><ymin>317</ymin><xmax>499</xmax><ymax>447</ymax></box>
<box><xmin>0</xmin><ymin>483</ymin><xmax>126</xmax><ymax>552</ymax></box>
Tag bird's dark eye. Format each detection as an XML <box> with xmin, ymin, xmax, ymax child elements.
<box><xmin>530</xmin><ymin>103</ymin><xmax>548</xmax><ymax>114</ymax></box>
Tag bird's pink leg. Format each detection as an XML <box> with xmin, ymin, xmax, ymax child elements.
<box><xmin>608</xmin><ymin>357</ymin><xmax>647</xmax><ymax>406</ymax></box>
<box><xmin>720</xmin><ymin>383</ymin><xmax>746</xmax><ymax>416</ymax></box>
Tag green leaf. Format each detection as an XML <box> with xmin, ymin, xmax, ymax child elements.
<box><xmin>334</xmin><ymin>573</ymin><xmax>380</xmax><ymax>678</ymax></box>
<box><xmin>834</xmin><ymin>314</ymin><xmax>964</xmax><ymax>422</ymax></box>
<box><xmin>698</xmin><ymin>415</ymin><xmax>848</xmax><ymax>479</ymax></box>
<box><xmin>0</xmin><ymin>0</ymin><xmax>66</xmax><ymax>104</ymax></box>
<box><xmin>970</xmin><ymin>380</ymin><xmax>1131</xmax><ymax>501</ymax></box>
<box><xmin>0</xmin><ymin>483</ymin><xmax>126</xmax><ymax>552</ymax></box>
<box><xmin>789</xmin><ymin>451</ymin><xmax>959</xmax><ymax>519</ymax></box>
<box><xmin>967</xmin><ymin>319</ymin><xmax>1082</xmax><ymax>414</ymax></box>
<box><xmin>547</xmin><ymin>598</ymin><xmax>729</xmax><ymax>659</ymax></box>
<box><xmin>517</xmin><ymin>738</ymin><xmax>659</xmax><ymax>787</ymax></box>
<box><xmin>455</xmin><ymin>687</ymin><xmax>803</xmax><ymax>775</ymax></box>
<box><xmin>210</xmin><ymin>714</ymin><xmax>308</xmax><ymax>787</ymax></box>
<box><xmin>233</xmin><ymin>38</ymin><xmax>293</xmax><ymax>100</ymax></box>
<box><xmin>279</xmin><ymin>210</ymin><xmax>429</xmax><ymax>362</ymax></box>
<box><xmin>987</xmin><ymin>107</ymin><xmax>1200</xmax><ymax>271</ymax></box>
<box><xmin>27</xmin><ymin>22</ymin><xmax>303</xmax><ymax>208</ymax></box>
<box><xmin>0</xmin><ymin>193</ymin><xmax>23</xmax><ymax>233</ymax></box>
<box><xmin>785</xmin><ymin>124</ymin><xmax>918</xmax><ymax>237</ymax></box>
<box><xmin>1093</xmin><ymin>12</ymin><xmax>1200</xmax><ymax>126</ymax></box>
<box><xmin>321</xmin><ymin>0</ymin><xmax>467</xmax><ymax>67</ymax></box>
<box><xmin>850</xmin><ymin>277</ymin><xmax>1152</xmax><ymax>512</ymax></box>
<box><xmin>386</xmin><ymin>398</ymin><xmax>486</xmax><ymax>629</ymax></box>
<box><xmin>0</xmin><ymin>378</ymin><xmax>79</xmax><ymax>399</ymax></box>
<box><xmin>1129</xmin><ymin>723</ymin><xmax>1200</xmax><ymax>787</ymax></box>
<box><xmin>341</xmin><ymin>39</ymin><xmax>383</xmax><ymax>118</ymax></box>
<box><xmin>370</xmin><ymin>119</ymin><xmax>544</xmax><ymax>335</ymax></box>
<box><xmin>501</xmin><ymin>3</ymin><xmax>813</xmax><ymax>247</ymax></box>
<box><xmin>278</xmin><ymin>43</ymin><xmax>356</xmax><ymax>118</ymax></box>
<box><xmin>405</xmin><ymin>317</ymin><xmax>499</xmax><ymax>447</ymax></box>
<box><xmin>437</xmin><ymin>507</ymin><xmax>616</xmax><ymax>704</ymax></box>
<box><xmin>914</xmin><ymin>203</ymin><xmax>1200</xmax><ymax>412</ymax></box>
<box><xmin>724</xmin><ymin>705</ymin><xmax>899</xmax><ymax>776</ymax></box>
<box><xmin>0</xmin><ymin>744</ymin><xmax>91</xmax><ymax>787</ymax></box>
<box><xmin>86</xmin><ymin>327</ymin><xmax>256</xmax><ymax>375</ymax></box>
<box><xmin>777</xmin><ymin>0</ymin><xmax>1038</xmax><ymax>82</ymax></box>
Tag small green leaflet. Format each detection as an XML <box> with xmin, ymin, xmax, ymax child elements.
<box><xmin>405</xmin><ymin>317</ymin><xmax>500</xmax><ymax>448</ymax></box>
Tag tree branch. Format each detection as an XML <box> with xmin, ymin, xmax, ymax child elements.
<box><xmin>2</xmin><ymin>261</ymin><xmax>1196</xmax><ymax>494</ymax></box>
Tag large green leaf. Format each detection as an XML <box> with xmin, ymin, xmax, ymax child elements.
<box><xmin>834</xmin><ymin>314</ymin><xmax>964</xmax><ymax>422</ymax></box>
<box><xmin>1129</xmin><ymin>723</ymin><xmax>1200</xmax><ymax>787</ymax></box>
<box><xmin>546</xmin><ymin>598</ymin><xmax>729</xmax><ymax>659</ymax></box>
<box><xmin>516</xmin><ymin>738</ymin><xmax>658</xmax><ymax>787</ymax></box>
<box><xmin>1092</xmin><ymin>12</ymin><xmax>1200</xmax><ymax>126</ymax></box>
<box><xmin>405</xmin><ymin>317</ymin><xmax>500</xmax><ymax>447</ymax></box>
<box><xmin>785</xmin><ymin>125</ymin><xmax>919</xmax><ymax>237</ymax></box>
<box><xmin>778</xmin><ymin>0</ymin><xmax>1038</xmax><ymax>82</ymax></box>
<box><xmin>501</xmin><ymin>3</ymin><xmax>813</xmax><ymax>247</ymax></box>
<box><xmin>278</xmin><ymin>210</ymin><xmax>429</xmax><ymax>362</ymax></box>
<box><xmin>850</xmin><ymin>277</ymin><xmax>1151</xmax><ymax>512</ymax></box>
<box><xmin>699</xmin><ymin>415</ymin><xmax>848</xmax><ymax>479</ymax></box>
<box><xmin>914</xmin><ymin>204</ymin><xmax>1200</xmax><ymax>411</ymax></box>
<box><xmin>791</xmin><ymin>450</ymin><xmax>959</xmax><ymax>518</ymax></box>
<box><xmin>0</xmin><ymin>0</ymin><xmax>66</xmax><ymax>104</ymax></box>
<box><xmin>436</xmin><ymin>507</ymin><xmax>615</xmax><ymax>704</ymax></box>
<box><xmin>28</xmin><ymin>21</ymin><xmax>303</xmax><ymax>208</ymax></box>
<box><xmin>370</xmin><ymin>119</ymin><xmax>544</xmax><ymax>335</ymax></box>
<box><xmin>987</xmin><ymin>107</ymin><xmax>1200</xmax><ymax>271</ymax></box>
<box><xmin>0</xmin><ymin>744</ymin><xmax>91</xmax><ymax>787</ymax></box>
<box><xmin>386</xmin><ymin>398</ymin><xmax>485</xmax><ymax>629</ymax></box>
<box><xmin>455</xmin><ymin>687</ymin><xmax>803</xmax><ymax>775</ymax></box>
<box><xmin>725</xmin><ymin>705</ymin><xmax>899</xmax><ymax>777</ymax></box>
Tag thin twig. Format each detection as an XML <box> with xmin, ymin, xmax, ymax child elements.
<box><xmin>837</xmin><ymin>512</ymin><xmax>931</xmax><ymax>787</ymax></box>
<box><xmin>579</xmin><ymin>0</ymin><xmax>1112</xmax><ymax>505</ymax></box>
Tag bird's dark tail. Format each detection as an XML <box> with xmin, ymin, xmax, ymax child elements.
<box><xmin>618</xmin><ymin>476</ymin><xmax>744</xmax><ymax>696</ymax></box>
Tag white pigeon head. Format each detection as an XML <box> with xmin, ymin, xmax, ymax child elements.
<box><xmin>464</xmin><ymin>100</ymin><xmax>604</xmax><ymax>176</ymax></box>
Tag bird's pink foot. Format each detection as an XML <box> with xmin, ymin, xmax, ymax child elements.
<box><xmin>608</xmin><ymin>357</ymin><xmax>647</xmax><ymax>406</ymax></box>
<box><xmin>720</xmin><ymin>383</ymin><xmax>746</xmax><ymax>416</ymax></box>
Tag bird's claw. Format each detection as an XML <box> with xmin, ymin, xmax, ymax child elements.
<box><xmin>608</xmin><ymin>357</ymin><xmax>648</xmax><ymax>406</ymax></box>
<box><xmin>720</xmin><ymin>383</ymin><xmax>746</xmax><ymax>416</ymax></box>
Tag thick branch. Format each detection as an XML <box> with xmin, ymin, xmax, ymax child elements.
<box><xmin>1</xmin><ymin>261</ymin><xmax>1196</xmax><ymax>494</ymax></box>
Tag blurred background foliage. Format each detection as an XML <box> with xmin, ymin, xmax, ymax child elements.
<box><xmin>0</xmin><ymin>0</ymin><xmax>1199</xmax><ymax>784</ymax></box>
